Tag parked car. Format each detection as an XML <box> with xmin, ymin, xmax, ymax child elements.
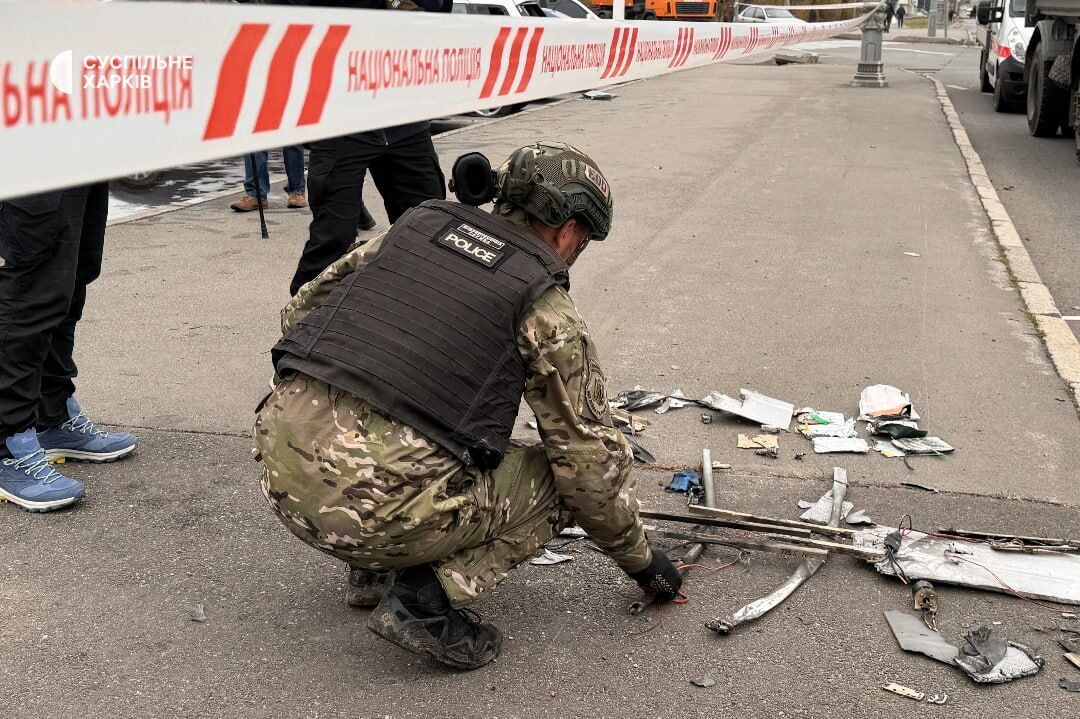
<box><xmin>453</xmin><ymin>0</ymin><xmax>570</xmax><ymax>116</ymax></box>
<box><xmin>976</xmin><ymin>0</ymin><xmax>1032</xmax><ymax>112</ymax></box>
<box><xmin>735</xmin><ymin>5</ymin><xmax>808</xmax><ymax>24</ymax></box>
<box><xmin>537</xmin><ymin>0</ymin><xmax>601</xmax><ymax>18</ymax></box>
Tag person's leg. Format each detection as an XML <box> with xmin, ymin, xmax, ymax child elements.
<box><xmin>368</xmin><ymin>131</ymin><xmax>446</xmax><ymax>224</ymax></box>
<box><xmin>357</xmin><ymin>167</ymin><xmax>376</xmax><ymax>231</ymax></box>
<box><xmin>233</xmin><ymin>152</ymin><xmax>269</xmax><ymax>211</ymax></box>
<box><xmin>0</xmin><ymin>191</ymin><xmax>81</xmax><ymax>449</ymax></box>
<box><xmin>282</xmin><ymin>145</ymin><xmax>306</xmax><ymax>196</ymax></box>
<box><xmin>0</xmin><ymin>190</ymin><xmax>88</xmax><ymax>511</ymax></box>
<box><xmin>36</xmin><ymin>183</ymin><xmax>137</xmax><ymax>463</ymax></box>
<box><xmin>290</xmin><ymin>136</ymin><xmax>375</xmax><ymax>295</ymax></box>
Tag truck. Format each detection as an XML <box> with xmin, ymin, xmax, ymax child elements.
<box><xmin>1004</xmin><ymin>0</ymin><xmax>1080</xmax><ymax>156</ymax></box>
<box><xmin>590</xmin><ymin>0</ymin><xmax>718</xmax><ymax>20</ymax></box>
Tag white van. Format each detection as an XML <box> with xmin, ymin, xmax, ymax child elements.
<box><xmin>977</xmin><ymin>0</ymin><xmax>1033</xmax><ymax>112</ymax></box>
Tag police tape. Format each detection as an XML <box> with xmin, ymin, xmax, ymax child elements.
<box><xmin>0</xmin><ymin>1</ymin><xmax>875</xmax><ymax>201</ymax></box>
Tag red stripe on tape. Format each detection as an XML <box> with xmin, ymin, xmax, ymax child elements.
<box><xmin>617</xmin><ymin>27</ymin><xmax>638</xmax><ymax>76</ymax></box>
<box><xmin>515</xmin><ymin>27</ymin><xmax>545</xmax><ymax>94</ymax></box>
<box><xmin>498</xmin><ymin>27</ymin><xmax>530</xmax><ymax>97</ymax></box>
<box><xmin>479</xmin><ymin>27</ymin><xmax>512</xmax><ymax>99</ymax></box>
<box><xmin>203</xmin><ymin>23</ymin><xmax>270</xmax><ymax>140</ymax></box>
<box><xmin>254</xmin><ymin>24</ymin><xmax>313</xmax><ymax>133</ymax></box>
<box><xmin>600</xmin><ymin>28</ymin><xmax>624</xmax><ymax>80</ymax></box>
<box><xmin>296</xmin><ymin>24</ymin><xmax>349</xmax><ymax>127</ymax></box>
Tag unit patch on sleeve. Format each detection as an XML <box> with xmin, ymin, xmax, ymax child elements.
<box><xmin>433</xmin><ymin>222</ymin><xmax>513</xmax><ymax>269</ymax></box>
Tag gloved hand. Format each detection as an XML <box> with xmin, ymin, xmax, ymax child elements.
<box><xmin>627</xmin><ymin>546</ymin><xmax>683</xmax><ymax>603</ymax></box>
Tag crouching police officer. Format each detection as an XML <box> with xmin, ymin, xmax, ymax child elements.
<box><xmin>253</xmin><ymin>142</ymin><xmax>681</xmax><ymax>670</ymax></box>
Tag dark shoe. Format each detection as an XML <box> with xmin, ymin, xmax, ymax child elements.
<box><xmin>357</xmin><ymin>203</ymin><xmax>377</xmax><ymax>232</ymax></box>
<box><xmin>346</xmin><ymin>566</ymin><xmax>389</xmax><ymax>607</ymax></box>
<box><xmin>230</xmin><ymin>195</ymin><xmax>267</xmax><ymax>212</ymax></box>
<box><xmin>367</xmin><ymin>564</ymin><xmax>502</xmax><ymax>670</ymax></box>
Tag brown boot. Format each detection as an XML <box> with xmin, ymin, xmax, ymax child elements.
<box><xmin>287</xmin><ymin>192</ymin><xmax>308</xmax><ymax>209</ymax></box>
<box><xmin>230</xmin><ymin>195</ymin><xmax>266</xmax><ymax>212</ymax></box>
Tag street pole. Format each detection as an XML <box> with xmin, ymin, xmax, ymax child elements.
<box><xmin>851</xmin><ymin>3</ymin><xmax>888</xmax><ymax>87</ymax></box>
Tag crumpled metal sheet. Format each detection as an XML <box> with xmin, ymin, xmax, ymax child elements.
<box><xmin>611</xmin><ymin>388</ymin><xmax>665</xmax><ymax>411</ymax></box>
<box><xmin>698</xmin><ymin>389</ymin><xmax>794</xmax><ymax>430</ymax></box>
<box><xmin>530</xmin><ymin>548</ymin><xmax>574</xmax><ymax>565</ymax></box>
<box><xmin>855</xmin><ymin>525</ymin><xmax>1080</xmax><ymax>605</ymax></box>
<box><xmin>798</xmin><ymin>489</ymin><xmax>853</xmax><ymax>525</ymax></box>
<box><xmin>795</xmin><ymin>409</ymin><xmax>857</xmax><ymax>439</ymax></box>
<box><xmin>956</xmin><ymin>641</ymin><xmax>1043</xmax><ymax>684</ymax></box>
<box><xmin>656</xmin><ymin>389</ymin><xmax>690</xmax><ymax>414</ymax></box>
<box><xmin>885</xmin><ymin>610</ymin><xmax>960</xmax><ymax>663</ymax></box>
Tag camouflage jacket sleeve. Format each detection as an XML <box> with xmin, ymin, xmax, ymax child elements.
<box><xmin>518</xmin><ymin>286</ymin><xmax>652</xmax><ymax>575</ymax></box>
<box><xmin>280</xmin><ymin>232</ymin><xmax>387</xmax><ymax>336</ymax></box>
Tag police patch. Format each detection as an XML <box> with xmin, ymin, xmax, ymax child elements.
<box><xmin>433</xmin><ymin>222</ymin><xmax>510</xmax><ymax>269</ymax></box>
<box><xmin>583</xmin><ymin>357</ymin><xmax>610</xmax><ymax>425</ymax></box>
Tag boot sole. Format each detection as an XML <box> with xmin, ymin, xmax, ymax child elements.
<box><xmin>43</xmin><ymin>444</ymin><xmax>136</xmax><ymax>463</ymax></box>
<box><xmin>0</xmin><ymin>487</ymin><xmax>84</xmax><ymax>512</ymax></box>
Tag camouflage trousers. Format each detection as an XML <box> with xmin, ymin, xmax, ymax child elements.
<box><xmin>253</xmin><ymin>374</ymin><xmax>572</xmax><ymax>606</ymax></box>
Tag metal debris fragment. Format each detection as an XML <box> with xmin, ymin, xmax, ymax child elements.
<box><xmin>697</xmin><ymin>389</ymin><xmax>794</xmax><ymax>430</ymax></box>
<box><xmin>881</xmin><ymin>683</ymin><xmax>924</xmax><ymax>701</ymax></box>
<box><xmin>812</xmin><ymin>437</ymin><xmax>869</xmax><ymax>454</ymax></box>
<box><xmin>899</xmin><ymin>482</ymin><xmax>940</xmax><ymax>493</ymax></box>
<box><xmin>656</xmin><ymin>389</ymin><xmax>690</xmax><ymax>414</ymax></box>
<box><xmin>690</xmin><ymin>676</ymin><xmax>716</xmax><ymax>688</ymax></box>
<box><xmin>530</xmin><ymin>548</ymin><xmax>574</xmax><ymax>566</ymax></box>
<box><xmin>892</xmin><ymin>437</ymin><xmax>954</xmax><ymax>455</ymax></box>
<box><xmin>189</xmin><ymin>603</ymin><xmax>207</xmax><ymax>623</ymax></box>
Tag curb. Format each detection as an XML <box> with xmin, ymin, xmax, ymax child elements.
<box><xmin>926</xmin><ymin>75</ymin><xmax>1080</xmax><ymax>410</ymax></box>
<box><xmin>836</xmin><ymin>31</ymin><xmax>972</xmax><ymax>44</ymax></box>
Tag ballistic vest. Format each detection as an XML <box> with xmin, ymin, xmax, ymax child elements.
<box><xmin>273</xmin><ymin>200</ymin><xmax>569</xmax><ymax>469</ymax></box>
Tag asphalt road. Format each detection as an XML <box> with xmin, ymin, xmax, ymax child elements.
<box><xmin>797</xmin><ymin>33</ymin><xmax>1080</xmax><ymax>342</ymax></box>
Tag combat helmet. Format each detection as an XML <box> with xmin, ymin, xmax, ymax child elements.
<box><xmin>494</xmin><ymin>142</ymin><xmax>613</xmax><ymax>241</ymax></box>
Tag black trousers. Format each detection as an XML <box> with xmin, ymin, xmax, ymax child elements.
<box><xmin>0</xmin><ymin>183</ymin><xmax>108</xmax><ymax>444</ymax></box>
<box><xmin>290</xmin><ymin>131</ymin><xmax>445</xmax><ymax>295</ymax></box>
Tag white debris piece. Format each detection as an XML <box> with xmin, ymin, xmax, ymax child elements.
<box><xmin>873</xmin><ymin>439</ymin><xmax>906</xmax><ymax>458</ymax></box>
<box><xmin>656</xmin><ymin>389</ymin><xmax>690</xmax><ymax>415</ymax></box>
<box><xmin>795</xmin><ymin>409</ymin><xmax>857</xmax><ymax>439</ymax></box>
<box><xmin>892</xmin><ymin>437</ymin><xmax>954</xmax><ymax>455</ymax></box>
<box><xmin>699</xmin><ymin>389</ymin><xmax>794</xmax><ymax>430</ymax></box>
<box><xmin>530</xmin><ymin>548</ymin><xmax>574</xmax><ymax>566</ymax></box>
<box><xmin>799</xmin><ymin>489</ymin><xmax>854</xmax><ymax>525</ymax></box>
<box><xmin>558</xmin><ymin>526</ymin><xmax>588</xmax><ymax>538</ymax></box>
<box><xmin>812</xmin><ymin>437</ymin><xmax>869</xmax><ymax>454</ymax></box>
<box><xmin>858</xmin><ymin>384</ymin><xmax>916</xmax><ymax>421</ymax></box>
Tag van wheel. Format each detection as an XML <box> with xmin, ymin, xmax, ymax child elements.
<box><xmin>1027</xmin><ymin>41</ymin><xmax>1068</xmax><ymax>137</ymax></box>
<box><xmin>992</xmin><ymin>73</ymin><xmax>1015</xmax><ymax>112</ymax></box>
<box><xmin>980</xmin><ymin>49</ymin><xmax>992</xmax><ymax>93</ymax></box>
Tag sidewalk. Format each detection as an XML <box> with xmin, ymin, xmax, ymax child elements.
<box><xmin>2</xmin><ymin>57</ymin><xmax>1078</xmax><ymax>718</ymax></box>
<box><xmin>839</xmin><ymin>18</ymin><xmax>977</xmax><ymax>44</ymax></box>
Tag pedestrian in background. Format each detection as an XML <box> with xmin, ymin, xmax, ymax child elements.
<box><xmin>896</xmin><ymin>3</ymin><xmax>906</xmax><ymax>27</ymax></box>
<box><xmin>0</xmin><ymin>184</ymin><xmax>138</xmax><ymax>513</ymax></box>
<box><xmin>231</xmin><ymin>146</ymin><xmax>307</xmax><ymax>212</ymax></box>
<box><xmin>884</xmin><ymin>0</ymin><xmax>895</xmax><ymax>31</ymax></box>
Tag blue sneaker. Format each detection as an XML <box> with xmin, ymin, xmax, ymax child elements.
<box><xmin>0</xmin><ymin>429</ymin><xmax>86</xmax><ymax>512</ymax></box>
<box><xmin>37</xmin><ymin>397</ymin><xmax>137</xmax><ymax>463</ymax></box>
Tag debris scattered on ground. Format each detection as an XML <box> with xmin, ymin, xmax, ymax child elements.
<box><xmin>891</xmin><ymin>437</ymin><xmax>954</xmax><ymax>455</ymax></box>
<box><xmin>774</xmin><ymin>50</ymin><xmax>819</xmax><ymax>65</ymax></box>
<box><xmin>899</xmin><ymin>481</ymin><xmax>940</xmax><ymax>493</ymax></box>
<box><xmin>798</xmin><ymin>488</ymin><xmax>853</xmax><ymax>525</ymax></box>
<box><xmin>759</xmin><ymin>424</ymin><xmax>784</xmax><ymax>434</ymax></box>
<box><xmin>1059</xmin><ymin>677</ymin><xmax>1080</xmax><ymax>692</ymax></box>
<box><xmin>881</xmin><ymin>682</ymin><xmax>924</xmax><ymax>701</ymax></box>
<box><xmin>794</xmin><ymin>452</ymin><xmax>806</xmax><ymax>460</ymax></box>
<box><xmin>189</xmin><ymin>603</ymin><xmax>207</xmax><ymax>623</ymax></box>
<box><xmin>559</xmin><ymin>525</ymin><xmax>588</xmax><ymax>538</ymax></box>
<box><xmin>656</xmin><ymin>389</ymin><xmax>690</xmax><ymax>414</ymax></box>
<box><xmin>581</xmin><ymin>89</ymin><xmax>615</xmax><ymax>100</ymax></box>
<box><xmin>904</xmin><ymin>251</ymin><xmax>922</xmax><ymax>257</ymax></box>
<box><xmin>700</xmin><ymin>412</ymin><xmax>713</xmax><ymax>424</ymax></box>
<box><xmin>935</xmin><ymin>528</ymin><xmax>1080</xmax><ymax>553</ymax></box>
<box><xmin>698</xmin><ymin>389</ymin><xmax>794</xmax><ymax>430</ymax></box>
<box><xmin>912</xmin><ymin>580</ymin><xmax>939</xmax><ymax>630</ymax></box>
<box><xmin>611</xmin><ymin>406</ymin><xmax>649</xmax><ymax>432</ymax></box>
<box><xmin>812</xmin><ymin>437</ymin><xmax>869</xmax><ymax>454</ymax></box>
<box><xmin>755</xmin><ymin>447</ymin><xmax>779</xmax><ymax>459</ymax></box>
<box><xmin>738</xmin><ymin>434</ymin><xmax>778</xmax><ymax>450</ymax></box>
<box><xmin>1065</xmin><ymin>652</ymin><xmax>1080</xmax><ymax>671</ymax></box>
<box><xmin>689</xmin><ymin>676</ymin><xmax>716</xmax><ymax>688</ymax></box>
<box><xmin>868</xmin><ymin>419</ymin><xmax>927</xmax><ymax>439</ymax></box>
<box><xmin>666</xmin><ymin>470</ymin><xmax>701</xmax><ymax>494</ymax></box>
<box><xmin>856</xmin><ymin>525</ymin><xmax>1080</xmax><ymax>605</ymax></box>
<box><xmin>622</xmin><ymin>431</ymin><xmax>656</xmax><ymax>464</ymax></box>
<box><xmin>873</xmin><ymin>439</ymin><xmax>907</xmax><ymax>458</ymax></box>
<box><xmin>612</xmin><ymin>387</ymin><xmax>666</xmax><ymax>412</ymax></box>
<box><xmin>711</xmin><ymin>462</ymin><xmax>731</xmax><ymax>471</ymax></box>
<box><xmin>844</xmin><ymin>509</ymin><xmax>874</xmax><ymax>526</ymax></box>
<box><xmin>795</xmin><ymin>409</ymin><xmax>856</xmax><ymax>439</ymax></box>
<box><xmin>530</xmin><ymin>548</ymin><xmax>574</xmax><ymax>566</ymax></box>
<box><xmin>885</xmin><ymin>612</ymin><xmax>1044</xmax><ymax>684</ymax></box>
<box><xmin>926</xmin><ymin>693</ymin><xmax>949</xmax><ymax>704</ymax></box>
<box><xmin>859</xmin><ymin>385</ymin><xmax>916</xmax><ymax>421</ymax></box>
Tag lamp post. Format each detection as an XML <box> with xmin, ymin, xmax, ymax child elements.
<box><xmin>851</xmin><ymin>3</ymin><xmax>888</xmax><ymax>87</ymax></box>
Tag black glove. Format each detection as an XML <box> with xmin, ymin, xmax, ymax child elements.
<box><xmin>628</xmin><ymin>547</ymin><xmax>683</xmax><ymax>604</ymax></box>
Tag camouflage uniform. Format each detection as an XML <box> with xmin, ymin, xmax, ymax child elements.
<box><xmin>254</xmin><ymin>234</ymin><xmax>651</xmax><ymax>606</ymax></box>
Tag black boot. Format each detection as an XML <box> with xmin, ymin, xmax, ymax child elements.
<box><xmin>357</xmin><ymin>202</ymin><xmax>377</xmax><ymax>232</ymax></box>
<box><xmin>345</xmin><ymin>566</ymin><xmax>390</xmax><ymax>608</ymax></box>
<box><xmin>367</xmin><ymin>564</ymin><xmax>503</xmax><ymax>670</ymax></box>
